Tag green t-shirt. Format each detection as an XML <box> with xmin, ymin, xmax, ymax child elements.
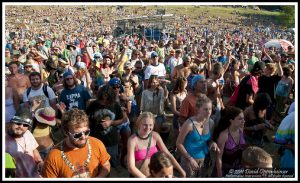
<box><xmin>247</xmin><ymin>56</ymin><xmax>259</xmax><ymax>71</ymax></box>
<box><xmin>5</xmin><ymin>153</ymin><xmax>16</xmax><ymax>169</ymax></box>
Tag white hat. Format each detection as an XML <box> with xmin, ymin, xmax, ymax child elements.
<box><xmin>35</xmin><ymin>107</ymin><xmax>56</xmax><ymax>126</ymax></box>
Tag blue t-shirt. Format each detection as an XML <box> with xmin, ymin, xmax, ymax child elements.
<box><xmin>59</xmin><ymin>85</ymin><xmax>92</xmax><ymax>111</ymax></box>
<box><xmin>217</xmin><ymin>56</ymin><xmax>227</xmax><ymax>65</ymax></box>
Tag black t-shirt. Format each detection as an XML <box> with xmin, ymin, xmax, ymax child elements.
<box><xmin>258</xmin><ymin>75</ymin><xmax>281</xmax><ymax>103</ymax></box>
<box><xmin>235</xmin><ymin>75</ymin><xmax>253</xmax><ymax>110</ymax></box>
<box><xmin>86</xmin><ymin>101</ymin><xmax>123</xmax><ymax>146</ymax></box>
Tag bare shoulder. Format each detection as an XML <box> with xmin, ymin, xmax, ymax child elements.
<box><xmin>218</xmin><ymin>129</ymin><xmax>229</xmax><ymax>142</ymax></box>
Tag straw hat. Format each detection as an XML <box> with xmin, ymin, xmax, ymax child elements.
<box><xmin>35</xmin><ymin>107</ymin><xmax>56</xmax><ymax>126</ymax></box>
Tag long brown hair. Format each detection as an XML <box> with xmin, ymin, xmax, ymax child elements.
<box><xmin>172</xmin><ymin>77</ymin><xmax>186</xmax><ymax>95</ymax></box>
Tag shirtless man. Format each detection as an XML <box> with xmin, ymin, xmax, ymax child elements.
<box><xmin>171</xmin><ymin>55</ymin><xmax>192</xmax><ymax>81</ymax></box>
<box><xmin>7</xmin><ymin>61</ymin><xmax>31</xmax><ymax>103</ymax></box>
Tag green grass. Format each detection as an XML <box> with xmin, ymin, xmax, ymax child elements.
<box><xmin>5</xmin><ymin>5</ymin><xmax>289</xmax><ymax>29</ymax></box>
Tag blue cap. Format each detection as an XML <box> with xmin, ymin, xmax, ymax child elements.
<box><xmin>191</xmin><ymin>75</ymin><xmax>205</xmax><ymax>89</ymax></box>
<box><xmin>63</xmin><ymin>71</ymin><xmax>73</xmax><ymax>79</ymax></box>
<box><xmin>108</xmin><ymin>77</ymin><xmax>121</xmax><ymax>86</ymax></box>
<box><xmin>151</xmin><ymin>51</ymin><xmax>158</xmax><ymax>58</ymax></box>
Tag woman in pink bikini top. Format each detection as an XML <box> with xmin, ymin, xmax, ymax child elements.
<box><xmin>127</xmin><ymin>112</ymin><xmax>186</xmax><ymax>178</ymax></box>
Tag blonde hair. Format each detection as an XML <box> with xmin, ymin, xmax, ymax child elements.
<box><xmin>242</xmin><ymin>146</ymin><xmax>273</xmax><ymax>168</ymax></box>
<box><xmin>265</xmin><ymin>63</ymin><xmax>276</xmax><ymax>75</ymax></box>
<box><xmin>135</xmin><ymin>112</ymin><xmax>155</xmax><ymax>129</ymax></box>
<box><xmin>61</xmin><ymin>108</ymin><xmax>89</xmax><ymax>131</ymax></box>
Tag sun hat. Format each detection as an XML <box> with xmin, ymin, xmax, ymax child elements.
<box><xmin>35</xmin><ymin>107</ymin><xmax>56</xmax><ymax>126</ymax></box>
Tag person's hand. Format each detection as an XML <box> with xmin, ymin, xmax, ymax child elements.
<box><xmin>31</xmin><ymin>99</ymin><xmax>42</xmax><ymax>111</ymax></box>
<box><xmin>58</xmin><ymin>102</ymin><xmax>66</xmax><ymax>113</ymax></box>
<box><xmin>101</xmin><ymin>119</ymin><xmax>112</xmax><ymax>128</ymax></box>
<box><xmin>189</xmin><ymin>157</ymin><xmax>200</xmax><ymax>171</ymax></box>
<box><xmin>210</xmin><ymin>142</ymin><xmax>220</xmax><ymax>153</ymax></box>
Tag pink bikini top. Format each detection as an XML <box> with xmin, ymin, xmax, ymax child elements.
<box><xmin>134</xmin><ymin>135</ymin><xmax>158</xmax><ymax>162</ymax></box>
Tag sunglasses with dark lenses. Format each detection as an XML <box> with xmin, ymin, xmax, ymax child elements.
<box><xmin>65</xmin><ymin>77</ymin><xmax>73</xmax><ymax>81</ymax></box>
<box><xmin>59</xmin><ymin>75</ymin><xmax>63</xmax><ymax>78</ymax></box>
<box><xmin>13</xmin><ymin>122</ymin><xmax>30</xmax><ymax>127</ymax></box>
<box><xmin>113</xmin><ymin>85</ymin><xmax>120</xmax><ymax>89</ymax></box>
<box><xmin>68</xmin><ymin>129</ymin><xmax>90</xmax><ymax>139</ymax></box>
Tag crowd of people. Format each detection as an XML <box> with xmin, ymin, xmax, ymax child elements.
<box><xmin>4</xmin><ymin>5</ymin><xmax>296</xmax><ymax>179</ymax></box>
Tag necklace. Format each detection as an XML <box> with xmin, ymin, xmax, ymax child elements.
<box><xmin>60</xmin><ymin>139</ymin><xmax>91</xmax><ymax>177</ymax></box>
<box><xmin>15</xmin><ymin>137</ymin><xmax>29</xmax><ymax>154</ymax></box>
<box><xmin>135</xmin><ymin>132</ymin><xmax>150</xmax><ymax>140</ymax></box>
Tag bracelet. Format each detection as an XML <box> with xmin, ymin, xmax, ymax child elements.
<box><xmin>253</xmin><ymin>125</ymin><xmax>257</xmax><ymax>131</ymax></box>
<box><xmin>186</xmin><ymin>154</ymin><xmax>192</xmax><ymax>160</ymax></box>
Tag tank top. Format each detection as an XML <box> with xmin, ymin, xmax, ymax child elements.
<box><xmin>222</xmin><ymin>129</ymin><xmax>246</xmax><ymax>169</ymax></box>
<box><xmin>134</xmin><ymin>135</ymin><xmax>158</xmax><ymax>162</ymax></box>
<box><xmin>175</xmin><ymin>91</ymin><xmax>187</xmax><ymax>110</ymax></box>
<box><xmin>183</xmin><ymin>119</ymin><xmax>210</xmax><ymax>159</ymax></box>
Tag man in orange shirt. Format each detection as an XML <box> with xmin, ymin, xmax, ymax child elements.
<box><xmin>179</xmin><ymin>75</ymin><xmax>208</xmax><ymax>126</ymax></box>
<box><xmin>42</xmin><ymin>108</ymin><xmax>111</xmax><ymax>178</ymax></box>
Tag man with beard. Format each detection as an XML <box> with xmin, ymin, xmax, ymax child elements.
<box><xmin>171</xmin><ymin>55</ymin><xmax>192</xmax><ymax>81</ymax></box>
<box><xmin>42</xmin><ymin>108</ymin><xmax>111</xmax><ymax>178</ymax></box>
<box><xmin>86</xmin><ymin>85</ymin><xmax>127</xmax><ymax>171</ymax></box>
<box><xmin>178</xmin><ymin>75</ymin><xmax>208</xmax><ymax>126</ymax></box>
<box><xmin>7</xmin><ymin>61</ymin><xmax>31</xmax><ymax>103</ymax></box>
<box><xmin>23</xmin><ymin>72</ymin><xmax>57</xmax><ymax>110</ymax></box>
<box><xmin>59</xmin><ymin>71</ymin><xmax>92</xmax><ymax>111</ymax></box>
<box><xmin>5</xmin><ymin>107</ymin><xmax>43</xmax><ymax>177</ymax></box>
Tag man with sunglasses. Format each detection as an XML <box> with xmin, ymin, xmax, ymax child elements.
<box><xmin>5</xmin><ymin>107</ymin><xmax>43</xmax><ymax>177</ymax></box>
<box><xmin>42</xmin><ymin>108</ymin><xmax>111</xmax><ymax>178</ymax></box>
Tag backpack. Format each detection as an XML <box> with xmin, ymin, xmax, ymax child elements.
<box><xmin>26</xmin><ymin>84</ymin><xmax>49</xmax><ymax>98</ymax></box>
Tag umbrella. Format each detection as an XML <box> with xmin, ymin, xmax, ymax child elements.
<box><xmin>264</xmin><ymin>39</ymin><xmax>294</xmax><ymax>52</ymax></box>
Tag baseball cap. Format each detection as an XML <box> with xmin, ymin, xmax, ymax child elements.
<box><xmin>63</xmin><ymin>71</ymin><xmax>74</xmax><ymax>79</ymax></box>
<box><xmin>151</xmin><ymin>51</ymin><xmax>158</xmax><ymax>58</ymax></box>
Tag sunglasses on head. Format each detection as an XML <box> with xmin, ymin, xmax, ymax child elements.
<box><xmin>68</xmin><ymin>129</ymin><xmax>90</xmax><ymax>140</ymax></box>
<box><xmin>13</xmin><ymin>122</ymin><xmax>30</xmax><ymax>128</ymax></box>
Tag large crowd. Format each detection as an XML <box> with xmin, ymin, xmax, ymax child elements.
<box><xmin>4</xmin><ymin>5</ymin><xmax>295</xmax><ymax>179</ymax></box>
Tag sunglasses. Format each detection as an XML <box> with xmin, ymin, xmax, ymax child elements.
<box><xmin>68</xmin><ymin>129</ymin><xmax>90</xmax><ymax>139</ymax></box>
<box><xmin>135</xmin><ymin>67</ymin><xmax>142</xmax><ymax>69</ymax></box>
<box><xmin>65</xmin><ymin>77</ymin><xmax>73</xmax><ymax>81</ymax></box>
<box><xmin>25</xmin><ymin>65</ymin><xmax>33</xmax><ymax>68</ymax></box>
<box><xmin>59</xmin><ymin>75</ymin><xmax>63</xmax><ymax>78</ymax></box>
<box><xmin>13</xmin><ymin>122</ymin><xmax>30</xmax><ymax>128</ymax></box>
<box><xmin>113</xmin><ymin>85</ymin><xmax>120</xmax><ymax>89</ymax></box>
